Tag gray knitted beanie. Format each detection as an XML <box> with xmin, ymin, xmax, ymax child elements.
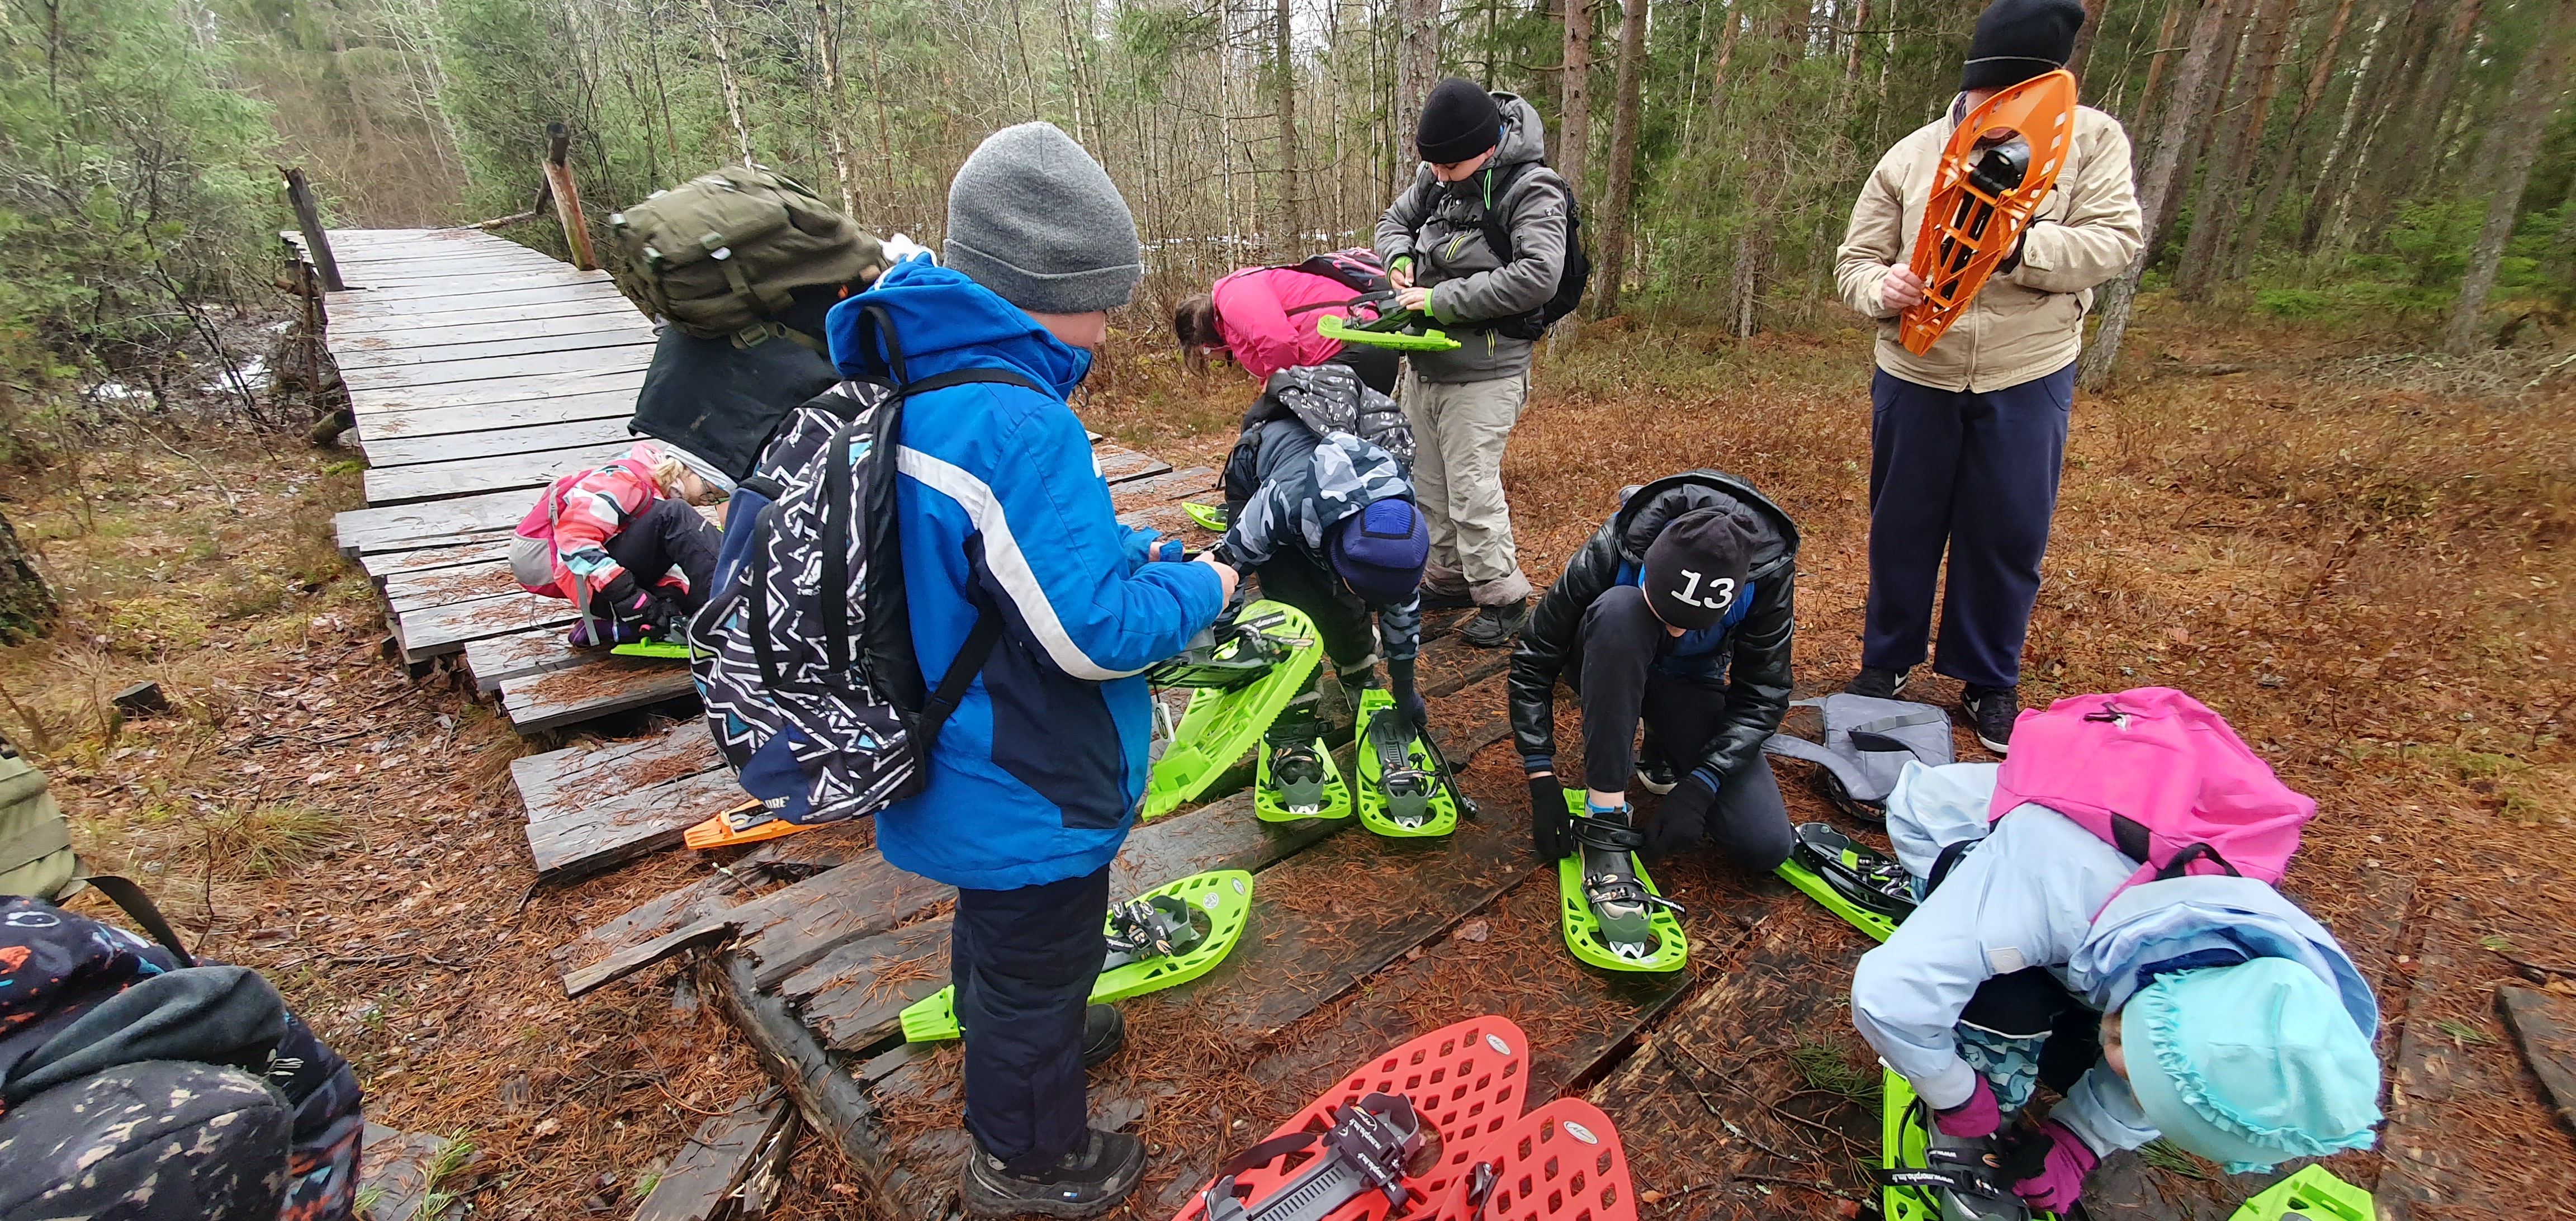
<box><xmin>946</xmin><ymin>122</ymin><xmax>1144</xmax><ymax>314</ymax></box>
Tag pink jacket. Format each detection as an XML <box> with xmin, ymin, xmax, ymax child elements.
<box><xmin>1210</xmin><ymin>266</ymin><xmax>1367</xmax><ymax>381</ymax></box>
<box><xmin>514</xmin><ymin>442</ymin><xmax>680</xmax><ymax>602</ymax></box>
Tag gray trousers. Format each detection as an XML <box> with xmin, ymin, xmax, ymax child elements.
<box><xmin>1400</xmin><ymin>366</ymin><xmax>1532</xmax><ymax>605</ymax></box>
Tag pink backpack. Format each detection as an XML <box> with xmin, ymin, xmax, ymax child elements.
<box><xmin>1988</xmin><ymin>688</ymin><xmax>2314</xmax><ymax>898</ymax></box>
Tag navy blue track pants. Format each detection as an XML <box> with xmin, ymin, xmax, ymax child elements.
<box><xmin>954</xmin><ymin>863</ymin><xmax>1110</xmax><ymax>1167</ymax></box>
<box><xmin>1860</xmin><ymin>362</ymin><xmax>2075</xmax><ymax>690</ymax></box>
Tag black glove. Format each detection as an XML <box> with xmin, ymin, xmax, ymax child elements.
<box><xmin>1646</xmin><ymin>769</ymin><xmax>1720</xmax><ymax>857</ymax></box>
<box><xmin>614</xmin><ymin>588</ymin><xmax>683</xmax><ymax>635</ymax></box>
<box><xmin>1528</xmin><ymin>769</ymin><xmax>1569</xmax><ymax>862</ymax></box>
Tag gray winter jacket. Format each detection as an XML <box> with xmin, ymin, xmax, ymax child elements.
<box><xmin>1375</xmin><ymin>92</ymin><xmax>1570</xmax><ymax>384</ymax></box>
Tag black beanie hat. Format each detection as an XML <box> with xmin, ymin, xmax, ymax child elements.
<box><xmin>1641</xmin><ymin>508</ymin><xmax>1756</xmax><ymax>632</ymax></box>
<box><xmin>1962</xmin><ymin>0</ymin><xmax>2086</xmax><ymax>92</ymax></box>
<box><xmin>1417</xmin><ymin>79</ymin><xmax>1504</xmax><ymax>164</ymax></box>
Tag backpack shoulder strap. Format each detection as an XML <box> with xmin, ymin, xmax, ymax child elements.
<box><xmin>80</xmin><ymin>873</ymin><xmax>195</xmax><ymax>966</ymax></box>
<box><xmin>1476</xmin><ymin>160</ymin><xmax>1540</xmax><ymax>268</ymax></box>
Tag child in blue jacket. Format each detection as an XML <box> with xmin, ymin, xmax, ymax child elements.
<box><xmin>826</xmin><ymin>123</ymin><xmax>1236</xmax><ymax>1218</ymax></box>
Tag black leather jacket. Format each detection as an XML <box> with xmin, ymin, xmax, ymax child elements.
<box><xmin>1508</xmin><ymin>470</ymin><xmax>1800</xmax><ymax>781</ymax></box>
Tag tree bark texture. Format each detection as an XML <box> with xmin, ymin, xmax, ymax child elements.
<box><xmin>2297</xmin><ymin>1</ymin><xmax>2388</xmax><ymax>252</ymax></box>
<box><xmin>815</xmin><ymin>0</ymin><xmax>861</xmax><ymax>219</ymax></box>
<box><xmin>2135</xmin><ymin>0</ymin><xmax>2191</xmax><ymax>130</ymax></box>
<box><xmin>2313</xmin><ymin>0</ymin><xmax>2444</xmax><ymax>253</ymax></box>
<box><xmin>1594</xmin><ymin>0</ymin><xmax>1649</xmax><ymax>317</ymax></box>
<box><xmin>1274</xmin><ymin>0</ymin><xmax>1300</xmax><ymax>252</ymax></box>
<box><xmin>2176</xmin><ymin>0</ymin><xmax>2294</xmax><ymax>299</ymax></box>
<box><xmin>0</xmin><ymin>508</ymin><xmax>55</xmax><ymax>645</ymax></box>
<box><xmin>2066</xmin><ymin>0</ymin><xmax>2111</xmax><ymax>82</ymax></box>
<box><xmin>2079</xmin><ymin>0</ymin><xmax>2241</xmax><ymax>389</ymax></box>
<box><xmin>2441</xmin><ymin>2</ymin><xmax>2574</xmax><ymax>355</ymax></box>
<box><xmin>1397</xmin><ymin>0</ymin><xmax>1440</xmax><ymax>168</ymax></box>
<box><xmin>2232</xmin><ymin>0</ymin><xmax>2357</xmax><ymax>278</ymax></box>
<box><xmin>1560</xmin><ymin>0</ymin><xmax>1594</xmax><ymax>192</ymax></box>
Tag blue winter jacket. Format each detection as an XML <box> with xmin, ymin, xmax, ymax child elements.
<box><xmin>824</xmin><ymin>259</ymin><xmax>1227</xmax><ymax>890</ymax></box>
<box><xmin>1852</xmin><ymin>763</ymin><xmax>2376</xmax><ymax>1158</ymax></box>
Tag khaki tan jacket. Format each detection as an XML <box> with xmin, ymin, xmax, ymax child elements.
<box><xmin>1835</xmin><ymin>102</ymin><xmax>2142</xmax><ymax>392</ymax></box>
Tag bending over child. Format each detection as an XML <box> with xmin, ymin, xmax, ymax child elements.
<box><xmin>512</xmin><ymin>441</ymin><xmax>727</xmax><ymax>647</ymax></box>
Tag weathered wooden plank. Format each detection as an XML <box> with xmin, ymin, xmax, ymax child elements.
<box><xmin>364</xmin><ymin>416</ymin><xmax>637</xmax><ymax>468</ymax></box>
<box><xmin>335</xmin><ymin>488</ymin><xmax>544</xmax><ymax>556</ymax></box>
<box><xmin>570</xmin><ymin>852</ymin><xmax>959</xmax><ymax>999</ymax></box>
<box><xmin>632</xmin><ymin>1094</ymin><xmax>797</xmax><ymax>1221</ymax></box>
<box><xmin>357</xmin><ymin>1123</ymin><xmax>475</xmax><ymax>1221</ymax></box>
<box><xmin>364</xmin><ymin>441</ymin><xmax>634</xmax><ymax>506</ymax></box>
<box><xmin>2499</xmin><ymin>986</ymin><xmax>2576</xmax><ymax>1142</ymax></box>
<box><xmin>513</xmin><ymin>723</ymin><xmax>724</xmax><ymax>824</ymax></box>
<box><xmin>385</xmin><ymin>561</ymin><xmax>522</xmax><ymax>612</ymax></box>
<box><xmin>548</xmin><ymin>830</ymin><xmax>868</xmax><ymax>972</ymax></box>
<box><xmin>525</xmin><ymin>764</ymin><xmax>738</xmax><ymax>879</ymax></box>
<box><xmin>1093</xmin><ymin>447</ymin><xmax>1172</xmax><ymax>485</ymax></box>
<box><xmin>356</xmin><ymin>388</ymin><xmax>647</xmax><ymax>443</ymax></box>
<box><xmin>699</xmin><ymin>954</ymin><xmax>891</xmax><ymax>1186</ymax></box>
<box><xmin>392</xmin><ymin>589</ymin><xmax>570</xmax><ymax>660</ymax></box>
<box><xmin>777</xmin><ymin>919</ymin><xmax>958</xmax><ymax>1053</ymax></box>
<box><xmin>500</xmin><ymin>657</ymin><xmax>698</xmax><ymax>733</ymax></box>
<box><xmin>335</xmin><ymin>271</ymin><xmax>618</xmax><ymax>305</ymax></box>
<box><xmin>344</xmin><ymin>366</ymin><xmax>649</xmax><ymax>416</ymax></box>
<box><xmin>331</xmin><ymin>281</ymin><xmax>628</xmax><ymax>318</ymax></box>
<box><xmin>330</xmin><ymin>253</ymin><xmax>574</xmax><ymax>279</ymax></box>
<box><xmin>341</xmin><ymin>344</ymin><xmax>655</xmax><ymax>393</ymax></box>
<box><xmin>361</xmin><ymin>537</ymin><xmax>517</xmax><ymax>584</ymax></box>
<box><xmin>461</xmin><ymin>628</ymin><xmax>595</xmax><ymax>693</ymax></box>
<box><xmin>328</xmin><ymin>294</ymin><xmax>643</xmax><ymax>335</ymax></box>
<box><xmin>333</xmin><ymin>324</ymin><xmax>655</xmax><ymax>373</ymax></box>
<box><xmin>1109</xmin><ymin>466</ymin><xmax>1219</xmax><ymax>512</ymax></box>
<box><xmin>334</xmin><ymin>312</ymin><xmax>651</xmax><ymax>355</ymax></box>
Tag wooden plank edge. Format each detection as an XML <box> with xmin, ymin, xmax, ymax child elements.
<box><xmin>700</xmin><ymin>954</ymin><xmax>892</xmax><ymax>1185</ymax></box>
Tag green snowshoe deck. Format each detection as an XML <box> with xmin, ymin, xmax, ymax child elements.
<box><xmin>898</xmin><ymin>869</ymin><xmax>1256</xmax><ymax>1043</ymax></box>
<box><xmin>1142</xmin><ymin>600</ymin><xmax>1324</xmax><ymax>820</ymax></box>
<box><xmin>1182</xmin><ymin>501</ymin><xmax>1229</xmax><ymax>532</ymax></box>
<box><xmin>1255</xmin><ymin>738</ymin><xmax>1352</xmax><ymax>823</ymax></box>
<box><xmin>1553</xmin><ymin>792</ymin><xmax>1687</xmax><ymax>973</ymax></box>
<box><xmin>609</xmin><ymin>638</ymin><xmax>692</xmax><ymax>660</ymax></box>
<box><xmin>1352</xmin><ymin>688</ymin><xmax>1457</xmax><ymax>837</ymax></box>
<box><xmin>1318</xmin><ymin>311</ymin><xmax>1462</xmax><ymax>352</ymax></box>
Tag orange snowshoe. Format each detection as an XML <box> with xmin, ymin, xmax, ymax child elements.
<box><xmin>1900</xmin><ymin>69</ymin><xmax>2080</xmax><ymax>355</ymax></box>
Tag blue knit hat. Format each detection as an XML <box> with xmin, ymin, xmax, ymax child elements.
<box><xmin>2120</xmin><ymin>958</ymin><xmax>2383</xmax><ymax>1173</ymax></box>
<box><xmin>1330</xmin><ymin>499</ymin><xmax>1429</xmax><ymax>605</ymax></box>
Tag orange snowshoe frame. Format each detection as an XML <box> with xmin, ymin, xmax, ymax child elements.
<box><xmin>1899</xmin><ymin>70</ymin><xmax>2080</xmax><ymax>355</ymax></box>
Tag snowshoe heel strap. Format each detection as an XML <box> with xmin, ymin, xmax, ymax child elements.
<box><xmin>1201</xmin><ymin>1094</ymin><xmax>1423</xmax><ymax>1221</ymax></box>
<box><xmin>1567</xmin><ymin>811</ymin><xmax>1646</xmax><ymax>855</ymax></box>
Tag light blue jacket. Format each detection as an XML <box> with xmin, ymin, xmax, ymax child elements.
<box><xmin>826</xmin><ymin>259</ymin><xmax>1227</xmax><ymax>890</ymax></box>
<box><xmin>1852</xmin><ymin>764</ymin><xmax>2375</xmax><ymax>1157</ymax></box>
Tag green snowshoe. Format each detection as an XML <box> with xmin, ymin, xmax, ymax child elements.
<box><xmin>1182</xmin><ymin>501</ymin><xmax>1229</xmax><ymax>532</ymax></box>
<box><xmin>1143</xmin><ymin>601</ymin><xmax>1324</xmax><ymax>820</ymax></box>
<box><xmin>610</xmin><ymin>635</ymin><xmax>693</xmax><ymax>660</ymax></box>
<box><xmin>1776</xmin><ymin>821</ymin><xmax>1912</xmax><ymax>943</ymax></box>
<box><xmin>2225</xmin><ymin>1166</ymin><xmax>2374</xmax><ymax>1221</ymax></box>
<box><xmin>1877</xmin><ymin>1069</ymin><xmax>2054</xmax><ymax>1221</ymax></box>
<box><xmin>1352</xmin><ymin>688</ymin><xmax>1459</xmax><ymax>837</ymax></box>
<box><xmin>1318</xmin><ymin>310</ymin><xmax>1462</xmax><ymax>352</ymax></box>
<box><xmin>1256</xmin><ymin>736</ymin><xmax>1351</xmax><ymax>822</ymax></box>
<box><xmin>1552</xmin><ymin>792</ymin><xmax>1687</xmax><ymax>973</ymax></box>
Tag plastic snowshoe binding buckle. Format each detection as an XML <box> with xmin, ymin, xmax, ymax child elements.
<box><xmin>1256</xmin><ymin>738</ymin><xmax>1352</xmax><ymax>822</ymax></box>
<box><xmin>1552</xmin><ymin>792</ymin><xmax>1688</xmax><ymax>973</ymax></box>
<box><xmin>1199</xmin><ymin>1094</ymin><xmax>1425</xmax><ymax>1221</ymax></box>
<box><xmin>1105</xmin><ymin>893</ymin><xmax>1207</xmax><ymax>968</ymax></box>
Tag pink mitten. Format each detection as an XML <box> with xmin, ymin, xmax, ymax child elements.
<box><xmin>1933</xmin><ymin>1076</ymin><xmax>2001</xmax><ymax>1139</ymax></box>
<box><xmin>2002</xmin><ymin>1120</ymin><xmax>2098</xmax><ymax>1213</ymax></box>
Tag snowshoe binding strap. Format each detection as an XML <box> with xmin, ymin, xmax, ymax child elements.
<box><xmin>1104</xmin><ymin>893</ymin><xmax>1208</xmax><ymax>969</ymax></box>
<box><xmin>1147</xmin><ymin>612</ymin><xmax>1296</xmax><ymax>689</ymax></box>
<box><xmin>1266</xmin><ymin>741</ymin><xmax>1329</xmax><ymax>816</ymax></box>
<box><xmin>1367</xmin><ymin>704</ymin><xmax>1437</xmax><ymax>829</ymax></box>
<box><xmin>1201</xmin><ymin>1094</ymin><xmax>1426</xmax><ymax>1221</ymax></box>
<box><xmin>1791</xmin><ymin>822</ymin><xmax>1917</xmax><ymax>921</ymax></box>
<box><xmin>1568</xmin><ymin>810</ymin><xmax>1683</xmax><ymax>963</ymax></box>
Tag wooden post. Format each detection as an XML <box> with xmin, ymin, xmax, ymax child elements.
<box><xmin>542</xmin><ymin>122</ymin><xmax>595</xmax><ymax>271</ymax></box>
<box><xmin>280</xmin><ymin>167</ymin><xmax>344</xmax><ymax>291</ymax></box>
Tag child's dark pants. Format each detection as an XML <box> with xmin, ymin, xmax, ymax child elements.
<box><xmin>1861</xmin><ymin>362</ymin><xmax>2075</xmax><ymax>690</ymax></box>
<box><xmin>1563</xmin><ymin>584</ymin><xmax>1793</xmax><ymax>870</ymax></box>
<box><xmin>1256</xmin><ymin>553</ymin><xmax>1377</xmax><ymax>671</ymax></box>
<box><xmin>607</xmin><ymin>496</ymin><xmax>724</xmax><ymax>609</ymax></box>
<box><xmin>953</xmin><ymin>863</ymin><xmax>1111</xmax><ymax>1168</ymax></box>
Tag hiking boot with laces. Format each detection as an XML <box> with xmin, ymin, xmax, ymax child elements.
<box><xmin>962</xmin><ymin>1127</ymin><xmax>1146</xmax><ymax>1218</ymax></box>
<box><xmin>1962</xmin><ymin>684</ymin><xmax>2018</xmax><ymax>755</ymax></box>
<box><xmin>1460</xmin><ymin>602</ymin><xmax>1528</xmax><ymax>649</ymax></box>
<box><xmin>1080</xmin><ymin>1004</ymin><xmax>1125</xmax><ymax>1068</ymax></box>
<box><xmin>1844</xmin><ymin>666</ymin><xmax>1911</xmax><ymax>699</ymax></box>
<box><xmin>1635</xmin><ymin>758</ymin><xmax>1679</xmax><ymax>796</ymax></box>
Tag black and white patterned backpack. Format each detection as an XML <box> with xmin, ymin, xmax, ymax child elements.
<box><xmin>686</xmin><ymin>304</ymin><xmax>1041</xmax><ymax>830</ymax></box>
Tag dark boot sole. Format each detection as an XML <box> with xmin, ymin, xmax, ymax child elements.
<box><xmin>962</xmin><ymin>1165</ymin><xmax>1143</xmax><ymax>1219</ymax></box>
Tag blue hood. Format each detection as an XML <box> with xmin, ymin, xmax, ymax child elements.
<box><xmin>824</xmin><ymin>257</ymin><xmax>1093</xmax><ymax>396</ymax></box>
<box><xmin>2068</xmin><ymin>875</ymin><xmax>2378</xmax><ymax>1041</ymax></box>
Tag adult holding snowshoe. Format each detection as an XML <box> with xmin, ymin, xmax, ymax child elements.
<box><xmin>1375</xmin><ymin>79</ymin><xmax>1571</xmax><ymax>648</ymax></box>
<box><xmin>1173</xmin><ymin>253</ymin><xmax>1401</xmax><ymax>396</ymax></box>
<box><xmin>1211</xmin><ymin>363</ymin><xmax>1431</xmax><ymax>813</ymax></box>
<box><xmin>1509</xmin><ymin>471</ymin><xmax>1799</xmax><ymax>960</ymax></box>
<box><xmin>829</xmin><ymin>122</ymin><xmax>1235</xmax><ymax>1218</ymax></box>
<box><xmin>1850</xmin><ymin>692</ymin><xmax>2380</xmax><ymax>1214</ymax></box>
<box><xmin>1832</xmin><ymin>0</ymin><xmax>2141</xmax><ymax>753</ymax></box>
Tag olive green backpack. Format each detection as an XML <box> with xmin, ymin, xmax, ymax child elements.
<box><xmin>0</xmin><ymin>732</ymin><xmax>194</xmax><ymax>959</ymax></box>
<box><xmin>608</xmin><ymin>167</ymin><xmax>888</xmax><ymax>349</ymax></box>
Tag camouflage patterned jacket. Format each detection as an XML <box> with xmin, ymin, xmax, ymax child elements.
<box><xmin>1218</xmin><ymin>424</ymin><xmax>1425</xmax><ymax>663</ymax></box>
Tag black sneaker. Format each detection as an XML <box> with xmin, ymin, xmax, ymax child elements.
<box><xmin>1844</xmin><ymin>666</ymin><xmax>1910</xmax><ymax>699</ymax></box>
<box><xmin>1635</xmin><ymin>759</ymin><xmax>1679</xmax><ymax>796</ymax></box>
<box><xmin>962</xmin><ymin>1127</ymin><xmax>1146</xmax><ymax>1218</ymax></box>
<box><xmin>1460</xmin><ymin>602</ymin><xmax>1528</xmax><ymax>649</ymax></box>
<box><xmin>1080</xmin><ymin>1004</ymin><xmax>1124</xmax><ymax>1068</ymax></box>
<box><xmin>1962</xmin><ymin>685</ymin><xmax>2018</xmax><ymax>755</ymax></box>
<box><xmin>1418</xmin><ymin>588</ymin><xmax>1476</xmax><ymax>612</ymax></box>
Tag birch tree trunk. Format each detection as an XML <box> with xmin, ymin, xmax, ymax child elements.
<box><xmin>1275</xmin><ymin>0</ymin><xmax>1301</xmax><ymax>252</ymax></box>
<box><xmin>1594</xmin><ymin>0</ymin><xmax>1648</xmax><ymax>316</ymax></box>
<box><xmin>697</xmin><ymin>0</ymin><xmax>755</xmax><ymax>165</ymax></box>
<box><xmin>2078</xmin><ymin>0</ymin><xmax>2239</xmax><ymax>389</ymax></box>
<box><xmin>815</xmin><ymin>0</ymin><xmax>861</xmax><ymax>217</ymax></box>
<box><xmin>2231</xmin><ymin>0</ymin><xmax>2356</xmax><ymax>278</ymax></box>
<box><xmin>2175</xmin><ymin>0</ymin><xmax>2292</xmax><ymax>299</ymax></box>
<box><xmin>2441</xmin><ymin>2</ymin><xmax>2573</xmax><ymax>355</ymax></box>
<box><xmin>2296</xmin><ymin>2</ymin><xmax>2385</xmax><ymax>252</ymax></box>
<box><xmin>2065</xmin><ymin>0</ymin><xmax>2111</xmax><ymax>81</ymax></box>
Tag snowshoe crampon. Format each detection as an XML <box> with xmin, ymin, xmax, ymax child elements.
<box><xmin>900</xmin><ymin>869</ymin><xmax>1254</xmax><ymax>1043</ymax></box>
<box><xmin>1184</xmin><ymin>501</ymin><xmax>1230</xmax><ymax>532</ymax></box>
<box><xmin>1145</xmin><ymin>601</ymin><xmax>1325</xmax><ymax>820</ymax></box>
<box><xmin>1877</xmin><ymin>1069</ymin><xmax>2055</xmax><ymax>1221</ymax></box>
<box><xmin>2225</xmin><ymin>1166</ymin><xmax>2373</xmax><ymax>1221</ymax></box>
<box><xmin>1552</xmin><ymin>792</ymin><xmax>1686</xmax><ymax>974</ymax></box>
<box><xmin>609</xmin><ymin>636</ymin><xmax>694</xmax><ymax>660</ymax></box>
<box><xmin>1353</xmin><ymin>689</ymin><xmax>1458</xmax><ymax>838</ymax></box>
<box><xmin>1258</xmin><ymin>738</ymin><xmax>1352</xmax><ymax>822</ymax></box>
<box><xmin>1426</xmin><ymin>1099</ymin><xmax>1639</xmax><ymax>1221</ymax></box>
<box><xmin>1775</xmin><ymin>821</ymin><xmax>1911</xmax><ymax>943</ymax></box>
<box><xmin>1899</xmin><ymin>69</ymin><xmax>2078</xmax><ymax>356</ymax></box>
<box><xmin>683</xmin><ymin>798</ymin><xmax>807</xmax><ymax>850</ymax></box>
<box><xmin>1171</xmin><ymin>1017</ymin><xmax>1532</xmax><ymax>1221</ymax></box>
<box><xmin>1318</xmin><ymin>311</ymin><xmax>1462</xmax><ymax>353</ymax></box>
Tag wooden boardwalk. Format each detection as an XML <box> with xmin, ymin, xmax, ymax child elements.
<box><xmin>306</xmin><ymin>228</ymin><xmax>1216</xmax><ymax>737</ymax></box>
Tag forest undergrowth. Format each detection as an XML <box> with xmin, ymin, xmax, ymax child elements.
<box><xmin>0</xmin><ymin>305</ymin><xmax>2568</xmax><ymax>1217</ymax></box>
